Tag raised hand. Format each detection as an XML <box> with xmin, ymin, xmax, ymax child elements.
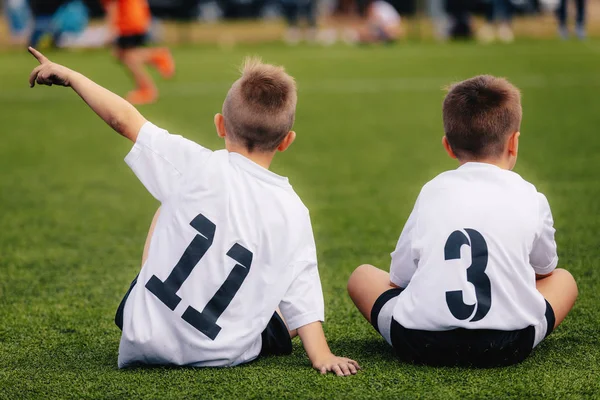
<box><xmin>28</xmin><ymin>47</ymin><xmax>73</xmax><ymax>88</ymax></box>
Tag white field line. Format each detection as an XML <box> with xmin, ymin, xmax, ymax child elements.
<box><xmin>3</xmin><ymin>73</ymin><xmax>600</xmax><ymax>102</ymax></box>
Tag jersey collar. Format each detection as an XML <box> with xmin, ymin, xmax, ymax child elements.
<box><xmin>458</xmin><ymin>162</ymin><xmax>503</xmax><ymax>171</ymax></box>
<box><xmin>229</xmin><ymin>152</ymin><xmax>291</xmax><ymax>187</ymax></box>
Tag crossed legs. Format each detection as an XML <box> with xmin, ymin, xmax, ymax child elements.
<box><xmin>347</xmin><ymin>264</ymin><xmax>578</xmax><ymax>330</ymax></box>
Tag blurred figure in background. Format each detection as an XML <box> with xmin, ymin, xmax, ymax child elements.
<box><xmin>53</xmin><ymin>1</ymin><xmax>90</xmax><ymax>46</ymax></box>
<box><xmin>428</xmin><ymin>0</ymin><xmax>449</xmax><ymax>40</ymax></box>
<box><xmin>343</xmin><ymin>0</ymin><xmax>401</xmax><ymax>44</ymax></box>
<box><xmin>445</xmin><ymin>0</ymin><xmax>474</xmax><ymax>40</ymax></box>
<box><xmin>103</xmin><ymin>0</ymin><xmax>175</xmax><ymax>105</ymax></box>
<box><xmin>479</xmin><ymin>0</ymin><xmax>514</xmax><ymax>43</ymax></box>
<box><xmin>29</xmin><ymin>0</ymin><xmax>67</xmax><ymax>47</ymax></box>
<box><xmin>557</xmin><ymin>0</ymin><xmax>586</xmax><ymax>39</ymax></box>
<box><xmin>25</xmin><ymin>0</ymin><xmax>94</xmax><ymax>49</ymax></box>
<box><xmin>281</xmin><ymin>0</ymin><xmax>318</xmax><ymax>44</ymax></box>
<box><xmin>6</xmin><ymin>0</ymin><xmax>31</xmax><ymax>45</ymax></box>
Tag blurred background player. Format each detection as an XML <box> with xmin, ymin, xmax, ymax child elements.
<box><xmin>478</xmin><ymin>0</ymin><xmax>514</xmax><ymax>43</ymax></box>
<box><xmin>103</xmin><ymin>0</ymin><xmax>175</xmax><ymax>105</ymax></box>
<box><xmin>6</xmin><ymin>0</ymin><xmax>31</xmax><ymax>45</ymax></box>
<box><xmin>344</xmin><ymin>0</ymin><xmax>401</xmax><ymax>44</ymax></box>
<box><xmin>281</xmin><ymin>0</ymin><xmax>318</xmax><ymax>44</ymax></box>
<box><xmin>28</xmin><ymin>0</ymin><xmax>66</xmax><ymax>47</ymax></box>
<box><xmin>28</xmin><ymin>0</ymin><xmax>89</xmax><ymax>49</ymax></box>
<box><xmin>445</xmin><ymin>0</ymin><xmax>474</xmax><ymax>39</ymax></box>
<box><xmin>557</xmin><ymin>0</ymin><xmax>587</xmax><ymax>39</ymax></box>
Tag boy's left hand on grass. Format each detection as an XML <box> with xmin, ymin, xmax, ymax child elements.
<box><xmin>297</xmin><ymin>321</ymin><xmax>361</xmax><ymax>377</ymax></box>
<box><xmin>312</xmin><ymin>354</ymin><xmax>361</xmax><ymax>377</ymax></box>
<box><xmin>28</xmin><ymin>47</ymin><xmax>73</xmax><ymax>88</ymax></box>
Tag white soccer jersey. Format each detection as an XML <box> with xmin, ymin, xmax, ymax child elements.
<box><xmin>390</xmin><ymin>162</ymin><xmax>558</xmax><ymax>335</ymax></box>
<box><xmin>118</xmin><ymin>122</ymin><xmax>324</xmax><ymax>368</ymax></box>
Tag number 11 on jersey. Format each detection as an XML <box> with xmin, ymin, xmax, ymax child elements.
<box><xmin>145</xmin><ymin>213</ymin><xmax>253</xmax><ymax>340</ymax></box>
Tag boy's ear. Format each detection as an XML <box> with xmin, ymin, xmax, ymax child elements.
<box><xmin>442</xmin><ymin>136</ymin><xmax>457</xmax><ymax>159</ymax></box>
<box><xmin>214</xmin><ymin>113</ymin><xmax>226</xmax><ymax>138</ymax></box>
<box><xmin>277</xmin><ymin>131</ymin><xmax>296</xmax><ymax>152</ymax></box>
<box><xmin>508</xmin><ymin>131</ymin><xmax>520</xmax><ymax>156</ymax></box>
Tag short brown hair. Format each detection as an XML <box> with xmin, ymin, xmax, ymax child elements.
<box><xmin>222</xmin><ymin>58</ymin><xmax>297</xmax><ymax>152</ymax></box>
<box><xmin>443</xmin><ymin>75</ymin><xmax>522</xmax><ymax>159</ymax></box>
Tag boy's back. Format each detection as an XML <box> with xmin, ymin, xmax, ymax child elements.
<box><xmin>347</xmin><ymin>75</ymin><xmax>577</xmax><ymax>367</ymax></box>
<box><xmin>118</xmin><ymin>123</ymin><xmax>323</xmax><ymax>367</ymax></box>
<box><xmin>391</xmin><ymin>162</ymin><xmax>555</xmax><ymax>344</ymax></box>
<box><xmin>27</xmin><ymin>48</ymin><xmax>359</xmax><ymax>375</ymax></box>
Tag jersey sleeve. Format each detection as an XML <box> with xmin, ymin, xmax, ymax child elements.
<box><xmin>390</xmin><ymin>202</ymin><xmax>420</xmax><ymax>288</ymax></box>
<box><xmin>530</xmin><ymin>193</ymin><xmax>559</xmax><ymax>275</ymax></box>
<box><xmin>278</xmin><ymin>218</ymin><xmax>325</xmax><ymax>331</ymax></box>
<box><xmin>125</xmin><ymin>122</ymin><xmax>212</xmax><ymax>202</ymax></box>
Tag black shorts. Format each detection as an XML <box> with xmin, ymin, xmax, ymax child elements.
<box><xmin>115</xmin><ymin>275</ymin><xmax>292</xmax><ymax>357</ymax></box>
<box><xmin>114</xmin><ymin>274</ymin><xmax>138</xmax><ymax>331</ymax></box>
<box><xmin>116</xmin><ymin>34</ymin><xmax>147</xmax><ymax>49</ymax></box>
<box><xmin>259</xmin><ymin>312</ymin><xmax>293</xmax><ymax>357</ymax></box>
<box><xmin>371</xmin><ymin>288</ymin><xmax>556</xmax><ymax>368</ymax></box>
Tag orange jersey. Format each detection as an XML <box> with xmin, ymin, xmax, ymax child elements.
<box><xmin>105</xmin><ymin>0</ymin><xmax>151</xmax><ymax>36</ymax></box>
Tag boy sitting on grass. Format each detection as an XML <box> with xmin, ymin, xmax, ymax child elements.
<box><xmin>347</xmin><ymin>75</ymin><xmax>578</xmax><ymax>367</ymax></box>
<box><xmin>28</xmin><ymin>47</ymin><xmax>359</xmax><ymax>376</ymax></box>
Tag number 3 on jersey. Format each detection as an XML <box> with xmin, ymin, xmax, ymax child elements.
<box><xmin>145</xmin><ymin>213</ymin><xmax>253</xmax><ymax>340</ymax></box>
<box><xmin>444</xmin><ymin>229</ymin><xmax>491</xmax><ymax>322</ymax></box>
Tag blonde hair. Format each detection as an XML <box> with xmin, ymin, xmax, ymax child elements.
<box><xmin>222</xmin><ymin>58</ymin><xmax>298</xmax><ymax>152</ymax></box>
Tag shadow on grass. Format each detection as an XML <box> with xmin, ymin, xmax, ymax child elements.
<box><xmin>327</xmin><ymin>337</ymin><xmax>398</xmax><ymax>363</ymax></box>
<box><xmin>38</xmin><ymin>329</ymin><xmax>583</xmax><ymax>374</ymax></box>
<box><xmin>120</xmin><ymin>343</ymin><xmax>311</xmax><ymax>374</ymax></box>
<box><xmin>109</xmin><ymin>338</ymin><xmax>398</xmax><ymax>374</ymax></box>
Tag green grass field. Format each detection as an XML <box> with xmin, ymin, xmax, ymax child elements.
<box><xmin>1</xmin><ymin>40</ymin><xmax>599</xmax><ymax>399</ymax></box>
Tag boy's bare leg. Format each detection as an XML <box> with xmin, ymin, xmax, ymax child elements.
<box><xmin>275</xmin><ymin>308</ymin><xmax>298</xmax><ymax>338</ymax></box>
<box><xmin>120</xmin><ymin>49</ymin><xmax>156</xmax><ymax>93</ymax></box>
<box><xmin>357</xmin><ymin>26</ymin><xmax>376</xmax><ymax>43</ymax></box>
<box><xmin>382</xmin><ymin>25</ymin><xmax>401</xmax><ymax>41</ymax></box>
<box><xmin>141</xmin><ymin>207</ymin><xmax>161</xmax><ymax>267</ymax></box>
<box><xmin>118</xmin><ymin>49</ymin><xmax>156</xmax><ymax>89</ymax></box>
<box><xmin>347</xmin><ymin>264</ymin><xmax>397</xmax><ymax>323</ymax></box>
<box><xmin>115</xmin><ymin>48</ymin><xmax>157</xmax><ymax>104</ymax></box>
<box><xmin>135</xmin><ymin>47</ymin><xmax>175</xmax><ymax>79</ymax></box>
<box><xmin>536</xmin><ymin>268</ymin><xmax>578</xmax><ymax>329</ymax></box>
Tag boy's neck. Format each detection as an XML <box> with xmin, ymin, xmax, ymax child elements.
<box><xmin>458</xmin><ymin>157</ymin><xmax>511</xmax><ymax>170</ymax></box>
<box><xmin>225</xmin><ymin>142</ymin><xmax>275</xmax><ymax>170</ymax></box>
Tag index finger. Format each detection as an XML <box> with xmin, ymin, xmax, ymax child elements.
<box><xmin>28</xmin><ymin>47</ymin><xmax>48</xmax><ymax>64</ymax></box>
